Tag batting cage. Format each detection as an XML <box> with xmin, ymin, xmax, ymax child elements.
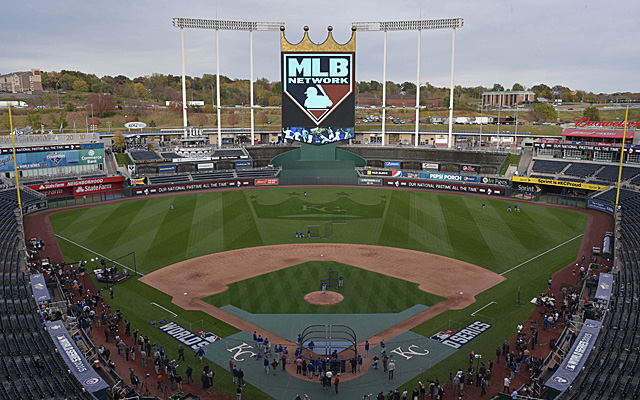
<box><xmin>320</xmin><ymin>270</ymin><xmax>339</xmax><ymax>289</ymax></box>
<box><xmin>298</xmin><ymin>324</ymin><xmax>357</xmax><ymax>374</ymax></box>
<box><xmin>307</xmin><ymin>225</ymin><xmax>321</xmax><ymax>239</ymax></box>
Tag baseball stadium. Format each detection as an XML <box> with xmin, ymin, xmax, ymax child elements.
<box><xmin>1</xmin><ymin>17</ymin><xmax>639</xmax><ymax>400</ymax></box>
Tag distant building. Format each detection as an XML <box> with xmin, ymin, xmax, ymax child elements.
<box><xmin>482</xmin><ymin>90</ymin><xmax>534</xmax><ymax>107</ymax></box>
<box><xmin>0</xmin><ymin>69</ymin><xmax>43</xmax><ymax>93</ymax></box>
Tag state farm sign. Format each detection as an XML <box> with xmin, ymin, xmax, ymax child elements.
<box><xmin>28</xmin><ymin>176</ymin><xmax>124</xmax><ymax>197</ymax></box>
<box><xmin>73</xmin><ymin>183</ymin><xmax>114</xmax><ymax>195</ymax></box>
<box><xmin>28</xmin><ymin>176</ymin><xmax>123</xmax><ymax>191</ymax></box>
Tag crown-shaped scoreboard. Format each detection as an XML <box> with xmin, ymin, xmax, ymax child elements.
<box><xmin>281</xmin><ymin>26</ymin><xmax>356</xmax><ymax>145</ymax></box>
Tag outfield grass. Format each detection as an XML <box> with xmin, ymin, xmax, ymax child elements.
<box><xmin>203</xmin><ymin>261</ymin><xmax>443</xmax><ymax>314</ymax></box>
<box><xmin>49</xmin><ymin>187</ymin><xmax>588</xmax><ymax>397</ymax></box>
<box><xmin>50</xmin><ymin>188</ymin><xmax>586</xmax><ymax>275</ymax></box>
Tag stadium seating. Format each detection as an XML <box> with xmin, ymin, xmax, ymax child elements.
<box><xmin>191</xmin><ymin>171</ymin><xmax>235</xmax><ymax>181</ymax></box>
<box><xmin>563</xmin><ymin>189</ymin><xmax>640</xmax><ymax>400</ymax></box>
<box><xmin>148</xmin><ymin>174</ymin><xmax>190</xmax><ymax>185</ymax></box>
<box><xmin>0</xmin><ymin>189</ymin><xmax>93</xmax><ymax>399</ymax></box>
<box><xmin>595</xmin><ymin>165</ymin><xmax>640</xmax><ymax>182</ymax></box>
<box><xmin>213</xmin><ymin>149</ymin><xmax>246</xmax><ymax>158</ymax></box>
<box><xmin>235</xmin><ymin>169</ymin><xmax>278</xmax><ymax>178</ymax></box>
<box><xmin>563</xmin><ymin>163</ymin><xmax>602</xmax><ymax>178</ymax></box>
<box><xmin>531</xmin><ymin>160</ymin><xmax>570</xmax><ymax>174</ymax></box>
<box><xmin>128</xmin><ymin>150</ymin><xmax>162</xmax><ymax>162</ymax></box>
<box><xmin>160</xmin><ymin>152</ymin><xmax>180</xmax><ymax>159</ymax></box>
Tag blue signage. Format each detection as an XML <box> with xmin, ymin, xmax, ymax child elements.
<box><xmin>158</xmin><ymin>165</ymin><xmax>176</xmax><ymax>172</ymax></box>
<box><xmin>427</xmin><ymin>173</ymin><xmax>479</xmax><ymax>183</ymax></box>
<box><xmin>587</xmin><ymin>199</ymin><xmax>614</xmax><ymax>215</ymax></box>
<box><xmin>385</xmin><ymin>161</ymin><xmax>401</xmax><ymax>168</ymax></box>
<box><xmin>235</xmin><ymin>161</ymin><xmax>252</xmax><ymax>167</ymax></box>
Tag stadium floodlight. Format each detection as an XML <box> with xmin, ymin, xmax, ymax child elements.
<box><xmin>352</xmin><ymin>18</ymin><xmax>463</xmax><ymax>148</ymax></box>
<box><xmin>173</xmin><ymin>18</ymin><xmax>284</xmax><ymax>146</ymax></box>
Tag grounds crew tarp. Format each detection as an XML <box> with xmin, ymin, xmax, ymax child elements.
<box><xmin>545</xmin><ymin>319</ymin><xmax>602</xmax><ymax>396</ymax></box>
<box><xmin>29</xmin><ymin>273</ymin><xmax>50</xmax><ymax>302</ymax></box>
<box><xmin>595</xmin><ymin>273</ymin><xmax>613</xmax><ymax>302</ymax></box>
<box><xmin>45</xmin><ymin>320</ymin><xmax>109</xmax><ymax>395</ymax></box>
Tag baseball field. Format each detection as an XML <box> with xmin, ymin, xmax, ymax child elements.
<box><xmin>48</xmin><ymin>187</ymin><xmax>588</xmax><ymax>398</ymax></box>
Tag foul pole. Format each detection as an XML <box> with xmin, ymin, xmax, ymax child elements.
<box><xmin>614</xmin><ymin>105</ymin><xmax>630</xmax><ymax>214</ymax></box>
<box><xmin>8</xmin><ymin>105</ymin><xmax>23</xmax><ymax>220</ymax></box>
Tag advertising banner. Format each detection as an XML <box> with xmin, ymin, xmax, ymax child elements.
<box><xmin>533</xmin><ymin>142</ymin><xmax>640</xmax><ymax>153</ymax></box>
<box><xmin>385</xmin><ymin>161</ymin><xmax>401</xmax><ymax>168</ymax></box>
<box><xmin>196</xmin><ymin>163</ymin><xmax>214</xmax><ymax>170</ymax></box>
<box><xmin>426</xmin><ymin>173</ymin><xmax>479</xmax><ymax>183</ymax></box>
<box><xmin>158</xmin><ymin>165</ymin><xmax>176</xmax><ymax>172</ymax></box>
<box><xmin>235</xmin><ymin>161</ymin><xmax>252</xmax><ymax>167</ymax></box>
<box><xmin>73</xmin><ymin>182</ymin><xmax>117</xmax><ymax>195</ymax></box>
<box><xmin>158</xmin><ymin>321</ymin><xmax>217</xmax><ymax>350</ymax></box>
<box><xmin>546</xmin><ymin>319</ymin><xmax>601</xmax><ymax>393</ymax></box>
<box><xmin>594</xmin><ymin>273</ymin><xmax>613</xmax><ymax>302</ymax></box>
<box><xmin>0</xmin><ymin>147</ymin><xmax>104</xmax><ymax>171</ymax></box>
<box><xmin>384</xmin><ymin>179</ymin><xmax>505</xmax><ymax>196</ymax></box>
<box><xmin>45</xmin><ymin>321</ymin><xmax>110</xmax><ymax>394</ymax></box>
<box><xmin>422</xmin><ymin>163</ymin><xmax>439</xmax><ymax>170</ymax></box>
<box><xmin>130</xmin><ymin>177</ymin><xmax>147</xmax><ymax>186</ymax></box>
<box><xmin>23</xmin><ymin>200</ymin><xmax>48</xmax><ymax>214</ymax></box>
<box><xmin>29</xmin><ymin>273</ymin><xmax>50</xmax><ymax>302</ymax></box>
<box><xmin>480</xmin><ymin>177</ymin><xmax>510</xmax><ymax>186</ymax></box>
<box><xmin>172</xmin><ymin>157</ymin><xmax>212</xmax><ymax>163</ymax></box>
<box><xmin>512</xmin><ymin>176</ymin><xmax>609</xmax><ymax>191</ymax></box>
<box><xmin>358</xmin><ymin>178</ymin><xmax>382</xmax><ymax>186</ymax></box>
<box><xmin>363</xmin><ymin>169</ymin><xmax>392</xmax><ymax>176</ymax></box>
<box><xmin>0</xmin><ymin>142</ymin><xmax>103</xmax><ymax>155</ymax></box>
<box><xmin>461</xmin><ymin>165</ymin><xmax>477</xmax><ymax>173</ymax></box>
<box><xmin>441</xmin><ymin>321</ymin><xmax>492</xmax><ymax>349</ymax></box>
<box><xmin>587</xmin><ymin>199</ymin><xmax>614</xmax><ymax>215</ymax></box>
<box><xmin>255</xmin><ymin>178</ymin><xmax>279</xmax><ymax>186</ymax></box>
<box><xmin>132</xmin><ymin>179</ymin><xmax>253</xmax><ymax>196</ymax></box>
<box><xmin>28</xmin><ymin>176</ymin><xmax>124</xmax><ymax>191</ymax></box>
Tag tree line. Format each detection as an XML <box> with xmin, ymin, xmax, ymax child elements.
<box><xmin>39</xmin><ymin>70</ymin><xmax>639</xmax><ymax>108</ymax></box>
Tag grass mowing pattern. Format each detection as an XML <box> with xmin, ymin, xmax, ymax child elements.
<box><xmin>203</xmin><ymin>261</ymin><xmax>444</xmax><ymax>314</ymax></box>
<box><xmin>50</xmin><ymin>188</ymin><xmax>586</xmax><ymax>276</ymax></box>
<box><xmin>49</xmin><ymin>187</ymin><xmax>588</xmax><ymax>398</ymax></box>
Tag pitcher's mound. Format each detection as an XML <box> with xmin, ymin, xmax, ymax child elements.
<box><xmin>304</xmin><ymin>291</ymin><xmax>344</xmax><ymax>305</ymax></box>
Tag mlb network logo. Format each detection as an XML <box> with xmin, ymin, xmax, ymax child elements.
<box><xmin>283</xmin><ymin>53</ymin><xmax>353</xmax><ymax>125</ymax></box>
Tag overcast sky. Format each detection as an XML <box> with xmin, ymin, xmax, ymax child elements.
<box><xmin>2</xmin><ymin>0</ymin><xmax>637</xmax><ymax>93</ymax></box>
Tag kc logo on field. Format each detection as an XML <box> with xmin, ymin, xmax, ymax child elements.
<box><xmin>390</xmin><ymin>345</ymin><xmax>430</xmax><ymax>360</ymax></box>
<box><xmin>227</xmin><ymin>342</ymin><xmax>257</xmax><ymax>362</ymax></box>
<box><xmin>283</xmin><ymin>53</ymin><xmax>353</xmax><ymax>126</ymax></box>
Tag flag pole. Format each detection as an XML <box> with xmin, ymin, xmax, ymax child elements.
<box><xmin>8</xmin><ymin>105</ymin><xmax>23</xmax><ymax>220</ymax></box>
<box><xmin>614</xmin><ymin>105</ymin><xmax>629</xmax><ymax>216</ymax></box>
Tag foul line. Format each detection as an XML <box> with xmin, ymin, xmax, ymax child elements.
<box><xmin>471</xmin><ymin>301</ymin><xmax>496</xmax><ymax>316</ymax></box>
<box><xmin>151</xmin><ymin>302</ymin><xmax>178</xmax><ymax>317</ymax></box>
<box><xmin>55</xmin><ymin>234</ymin><xmax>142</xmax><ymax>276</ymax></box>
<box><xmin>499</xmin><ymin>234</ymin><xmax>583</xmax><ymax>276</ymax></box>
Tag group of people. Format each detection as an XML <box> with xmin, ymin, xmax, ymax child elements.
<box><xmin>37</xmin><ymin>249</ymin><xmax>230</xmax><ymax>398</ymax></box>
